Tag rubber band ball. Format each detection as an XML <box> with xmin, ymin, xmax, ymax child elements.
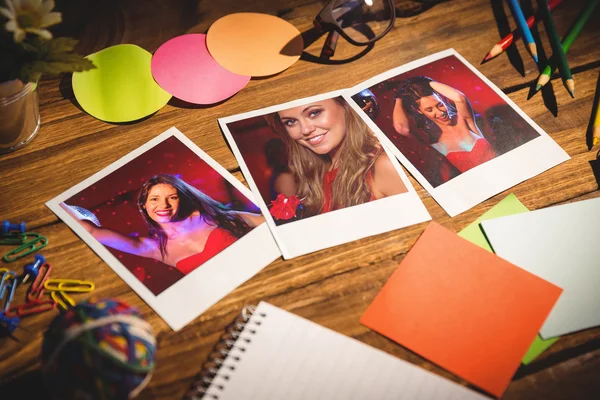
<box><xmin>41</xmin><ymin>298</ymin><xmax>156</xmax><ymax>400</ymax></box>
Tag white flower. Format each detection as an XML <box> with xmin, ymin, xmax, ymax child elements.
<box><xmin>0</xmin><ymin>0</ymin><xmax>62</xmax><ymax>43</ymax></box>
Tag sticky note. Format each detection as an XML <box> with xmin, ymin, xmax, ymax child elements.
<box><xmin>481</xmin><ymin>197</ymin><xmax>600</xmax><ymax>339</ymax></box>
<box><xmin>361</xmin><ymin>221</ymin><xmax>562</xmax><ymax>398</ymax></box>
<box><xmin>73</xmin><ymin>44</ymin><xmax>171</xmax><ymax>122</ymax></box>
<box><xmin>151</xmin><ymin>34</ymin><xmax>250</xmax><ymax>104</ymax></box>
<box><xmin>206</xmin><ymin>13</ymin><xmax>303</xmax><ymax>77</ymax></box>
<box><xmin>458</xmin><ymin>193</ymin><xmax>558</xmax><ymax>365</ymax></box>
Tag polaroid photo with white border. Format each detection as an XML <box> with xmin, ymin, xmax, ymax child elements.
<box><xmin>46</xmin><ymin>127</ymin><xmax>281</xmax><ymax>331</ymax></box>
<box><xmin>219</xmin><ymin>90</ymin><xmax>431</xmax><ymax>259</ymax></box>
<box><xmin>343</xmin><ymin>49</ymin><xmax>570</xmax><ymax>217</ymax></box>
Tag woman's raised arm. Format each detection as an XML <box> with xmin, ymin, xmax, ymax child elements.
<box><xmin>60</xmin><ymin>203</ymin><xmax>159</xmax><ymax>259</ymax></box>
<box><xmin>392</xmin><ymin>98</ymin><xmax>411</xmax><ymax>136</ymax></box>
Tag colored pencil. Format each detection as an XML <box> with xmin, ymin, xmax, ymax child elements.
<box><xmin>535</xmin><ymin>0</ymin><xmax>599</xmax><ymax>92</ymax></box>
<box><xmin>539</xmin><ymin>0</ymin><xmax>574</xmax><ymax>97</ymax></box>
<box><xmin>484</xmin><ymin>0</ymin><xmax>563</xmax><ymax>62</ymax></box>
<box><xmin>507</xmin><ymin>0</ymin><xmax>539</xmax><ymax>63</ymax></box>
<box><xmin>593</xmin><ymin>94</ymin><xmax>600</xmax><ymax>147</ymax></box>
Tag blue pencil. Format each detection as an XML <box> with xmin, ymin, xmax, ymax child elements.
<box><xmin>507</xmin><ymin>0</ymin><xmax>539</xmax><ymax>63</ymax></box>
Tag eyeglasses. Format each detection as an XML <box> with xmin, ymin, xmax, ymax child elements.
<box><xmin>314</xmin><ymin>0</ymin><xmax>396</xmax><ymax>59</ymax></box>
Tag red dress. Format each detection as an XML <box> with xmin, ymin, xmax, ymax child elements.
<box><xmin>445</xmin><ymin>138</ymin><xmax>495</xmax><ymax>173</ymax></box>
<box><xmin>322</xmin><ymin>169</ymin><xmax>376</xmax><ymax>213</ymax></box>
<box><xmin>175</xmin><ymin>228</ymin><xmax>238</xmax><ymax>275</ymax></box>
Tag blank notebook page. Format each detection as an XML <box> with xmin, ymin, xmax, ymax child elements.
<box><xmin>203</xmin><ymin>302</ymin><xmax>488</xmax><ymax>400</ymax></box>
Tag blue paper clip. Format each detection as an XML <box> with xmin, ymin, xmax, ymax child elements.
<box><xmin>3</xmin><ymin>234</ymin><xmax>48</xmax><ymax>262</ymax></box>
<box><xmin>0</xmin><ymin>271</ymin><xmax>21</xmax><ymax>335</ymax></box>
<box><xmin>0</xmin><ymin>271</ymin><xmax>18</xmax><ymax>311</ymax></box>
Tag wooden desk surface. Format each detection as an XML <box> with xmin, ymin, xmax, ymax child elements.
<box><xmin>1</xmin><ymin>0</ymin><xmax>599</xmax><ymax>398</ymax></box>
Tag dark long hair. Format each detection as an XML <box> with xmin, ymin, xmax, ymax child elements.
<box><xmin>396</xmin><ymin>76</ymin><xmax>456</xmax><ymax>143</ymax></box>
<box><xmin>137</xmin><ymin>174</ymin><xmax>251</xmax><ymax>260</ymax></box>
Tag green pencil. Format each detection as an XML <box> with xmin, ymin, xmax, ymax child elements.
<box><xmin>535</xmin><ymin>0</ymin><xmax>599</xmax><ymax>94</ymax></box>
<box><xmin>539</xmin><ymin>0</ymin><xmax>573</xmax><ymax>97</ymax></box>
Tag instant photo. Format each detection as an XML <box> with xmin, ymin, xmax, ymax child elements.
<box><xmin>47</xmin><ymin>128</ymin><xmax>280</xmax><ymax>330</ymax></box>
<box><xmin>219</xmin><ymin>91</ymin><xmax>430</xmax><ymax>259</ymax></box>
<box><xmin>344</xmin><ymin>49</ymin><xmax>570</xmax><ymax>216</ymax></box>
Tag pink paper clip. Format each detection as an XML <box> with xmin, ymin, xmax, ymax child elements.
<box><xmin>5</xmin><ymin>299</ymin><xmax>57</xmax><ymax>318</ymax></box>
<box><xmin>27</xmin><ymin>263</ymin><xmax>52</xmax><ymax>301</ymax></box>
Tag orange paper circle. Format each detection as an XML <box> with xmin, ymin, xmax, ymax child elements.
<box><xmin>206</xmin><ymin>13</ymin><xmax>304</xmax><ymax>77</ymax></box>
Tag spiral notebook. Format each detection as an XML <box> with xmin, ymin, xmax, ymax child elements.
<box><xmin>184</xmin><ymin>302</ymin><xmax>489</xmax><ymax>400</ymax></box>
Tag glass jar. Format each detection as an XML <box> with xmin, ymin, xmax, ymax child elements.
<box><xmin>0</xmin><ymin>79</ymin><xmax>41</xmax><ymax>154</ymax></box>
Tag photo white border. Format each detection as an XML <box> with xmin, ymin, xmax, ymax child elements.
<box><xmin>342</xmin><ymin>49</ymin><xmax>570</xmax><ymax>217</ymax></box>
<box><xmin>219</xmin><ymin>91</ymin><xmax>431</xmax><ymax>259</ymax></box>
<box><xmin>46</xmin><ymin>127</ymin><xmax>281</xmax><ymax>331</ymax></box>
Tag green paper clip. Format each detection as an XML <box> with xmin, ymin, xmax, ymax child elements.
<box><xmin>0</xmin><ymin>233</ymin><xmax>26</xmax><ymax>245</ymax></box>
<box><xmin>3</xmin><ymin>234</ymin><xmax>48</xmax><ymax>262</ymax></box>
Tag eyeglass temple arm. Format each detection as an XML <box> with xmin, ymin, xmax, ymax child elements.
<box><xmin>320</xmin><ymin>30</ymin><xmax>340</xmax><ymax>60</ymax></box>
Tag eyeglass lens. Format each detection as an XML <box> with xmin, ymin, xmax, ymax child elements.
<box><xmin>332</xmin><ymin>0</ymin><xmax>394</xmax><ymax>45</ymax></box>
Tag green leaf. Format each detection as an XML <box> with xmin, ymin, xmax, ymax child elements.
<box><xmin>14</xmin><ymin>37</ymin><xmax>95</xmax><ymax>81</ymax></box>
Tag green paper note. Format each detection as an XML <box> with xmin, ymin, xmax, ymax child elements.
<box><xmin>458</xmin><ymin>193</ymin><xmax>558</xmax><ymax>364</ymax></box>
<box><xmin>72</xmin><ymin>44</ymin><xmax>171</xmax><ymax>123</ymax></box>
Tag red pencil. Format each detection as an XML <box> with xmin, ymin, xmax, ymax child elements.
<box><xmin>483</xmin><ymin>0</ymin><xmax>563</xmax><ymax>62</ymax></box>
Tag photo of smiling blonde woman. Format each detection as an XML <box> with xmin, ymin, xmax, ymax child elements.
<box><xmin>61</xmin><ymin>174</ymin><xmax>264</xmax><ymax>275</ymax></box>
<box><xmin>264</xmin><ymin>96</ymin><xmax>407</xmax><ymax>219</ymax></box>
<box><xmin>393</xmin><ymin>76</ymin><xmax>496</xmax><ymax>174</ymax></box>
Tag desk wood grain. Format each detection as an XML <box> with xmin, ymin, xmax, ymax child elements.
<box><xmin>1</xmin><ymin>1</ymin><xmax>599</xmax><ymax>399</ymax></box>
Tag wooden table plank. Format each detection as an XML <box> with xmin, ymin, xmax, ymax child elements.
<box><xmin>1</xmin><ymin>1</ymin><xmax>599</xmax><ymax>399</ymax></box>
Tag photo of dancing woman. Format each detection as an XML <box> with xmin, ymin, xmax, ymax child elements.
<box><xmin>393</xmin><ymin>76</ymin><xmax>496</xmax><ymax>174</ymax></box>
<box><xmin>63</xmin><ymin>174</ymin><xmax>264</xmax><ymax>275</ymax></box>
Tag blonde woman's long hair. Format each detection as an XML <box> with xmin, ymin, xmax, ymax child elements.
<box><xmin>265</xmin><ymin>97</ymin><xmax>382</xmax><ymax>217</ymax></box>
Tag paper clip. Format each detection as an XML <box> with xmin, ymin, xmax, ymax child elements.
<box><xmin>28</xmin><ymin>263</ymin><xmax>53</xmax><ymax>301</ymax></box>
<box><xmin>5</xmin><ymin>299</ymin><xmax>57</xmax><ymax>318</ymax></box>
<box><xmin>3</xmin><ymin>233</ymin><xmax>48</xmax><ymax>262</ymax></box>
<box><xmin>44</xmin><ymin>279</ymin><xmax>95</xmax><ymax>293</ymax></box>
<box><xmin>51</xmin><ymin>291</ymin><xmax>75</xmax><ymax>310</ymax></box>
<box><xmin>0</xmin><ymin>271</ymin><xmax>18</xmax><ymax>311</ymax></box>
<box><xmin>0</xmin><ymin>233</ymin><xmax>26</xmax><ymax>245</ymax></box>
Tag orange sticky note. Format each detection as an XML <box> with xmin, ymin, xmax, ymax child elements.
<box><xmin>361</xmin><ymin>222</ymin><xmax>562</xmax><ymax>398</ymax></box>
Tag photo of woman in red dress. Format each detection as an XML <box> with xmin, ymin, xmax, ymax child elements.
<box><xmin>63</xmin><ymin>174</ymin><xmax>264</xmax><ymax>275</ymax></box>
<box><xmin>350</xmin><ymin>55</ymin><xmax>541</xmax><ymax>188</ymax></box>
<box><xmin>264</xmin><ymin>96</ymin><xmax>407</xmax><ymax>221</ymax></box>
<box><xmin>393</xmin><ymin>76</ymin><xmax>496</xmax><ymax>178</ymax></box>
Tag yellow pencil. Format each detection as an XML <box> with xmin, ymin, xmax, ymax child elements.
<box><xmin>593</xmin><ymin>99</ymin><xmax>600</xmax><ymax>147</ymax></box>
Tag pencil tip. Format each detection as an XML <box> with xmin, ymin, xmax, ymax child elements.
<box><xmin>483</xmin><ymin>53</ymin><xmax>492</xmax><ymax>62</ymax></box>
<box><xmin>533</xmin><ymin>54</ymin><xmax>538</xmax><ymax>63</ymax></box>
<box><xmin>569</xmin><ymin>89</ymin><xmax>575</xmax><ymax>98</ymax></box>
<box><xmin>535</xmin><ymin>84</ymin><xmax>542</xmax><ymax>92</ymax></box>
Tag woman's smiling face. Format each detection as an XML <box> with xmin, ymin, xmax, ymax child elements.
<box><xmin>144</xmin><ymin>183</ymin><xmax>180</xmax><ymax>223</ymax></box>
<box><xmin>417</xmin><ymin>93</ymin><xmax>452</xmax><ymax>125</ymax></box>
<box><xmin>277</xmin><ymin>99</ymin><xmax>347</xmax><ymax>155</ymax></box>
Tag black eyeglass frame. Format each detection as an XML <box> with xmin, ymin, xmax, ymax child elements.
<box><xmin>314</xmin><ymin>0</ymin><xmax>396</xmax><ymax>47</ymax></box>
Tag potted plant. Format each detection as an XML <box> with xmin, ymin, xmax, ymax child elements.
<box><xmin>0</xmin><ymin>0</ymin><xmax>94</xmax><ymax>154</ymax></box>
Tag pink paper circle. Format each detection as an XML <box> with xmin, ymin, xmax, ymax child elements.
<box><xmin>151</xmin><ymin>34</ymin><xmax>250</xmax><ymax>104</ymax></box>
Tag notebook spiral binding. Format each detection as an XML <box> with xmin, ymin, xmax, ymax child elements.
<box><xmin>183</xmin><ymin>305</ymin><xmax>266</xmax><ymax>400</ymax></box>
